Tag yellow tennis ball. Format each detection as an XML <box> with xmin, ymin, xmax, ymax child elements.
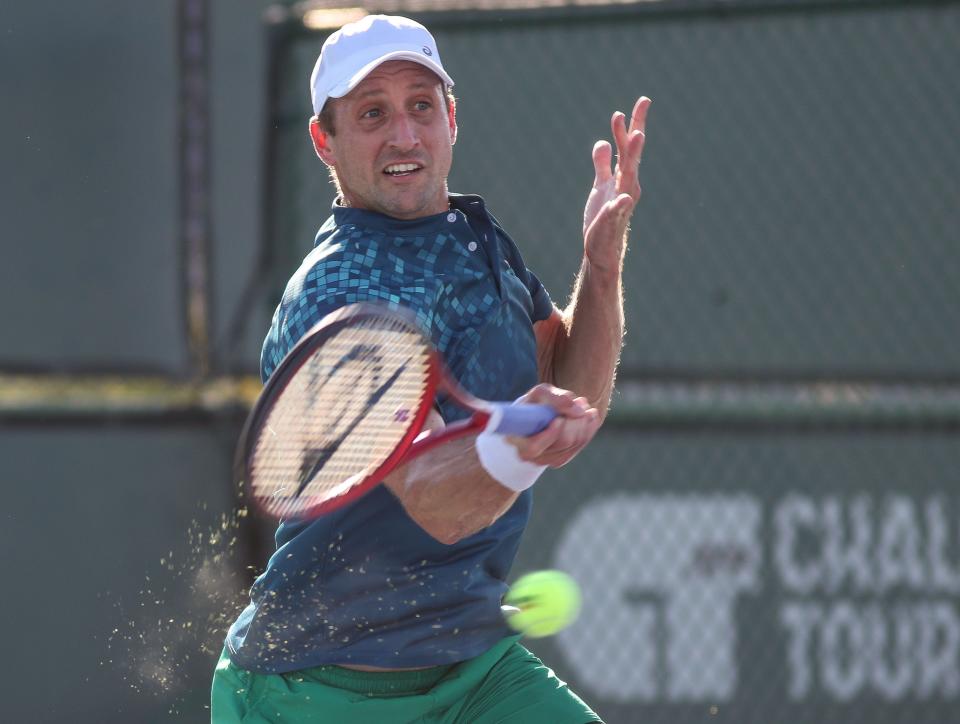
<box><xmin>503</xmin><ymin>570</ymin><xmax>582</xmax><ymax>638</ymax></box>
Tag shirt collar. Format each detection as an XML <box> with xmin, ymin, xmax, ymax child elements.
<box><xmin>328</xmin><ymin>194</ymin><xmax>488</xmax><ymax>235</ymax></box>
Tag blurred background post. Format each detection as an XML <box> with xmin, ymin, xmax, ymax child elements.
<box><xmin>1</xmin><ymin>0</ymin><xmax>958</xmax><ymax>721</ymax></box>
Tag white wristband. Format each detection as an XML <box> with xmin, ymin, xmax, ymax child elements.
<box><xmin>475</xmin><ymin>430</ymin><xmax>547</xmax><ymax>493</ymax></box>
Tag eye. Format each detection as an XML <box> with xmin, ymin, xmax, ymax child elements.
<box><xmin>361</xmin><ymin>108</ymin><xmax>382</xmax><ymax>120</ymax></box>
<box><xmin>413</xmin><ymin>101</ymin><xmax>432</xmax><ymax>112</ymax></box>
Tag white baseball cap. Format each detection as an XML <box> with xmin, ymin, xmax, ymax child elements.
<box><xmin>310</xmin><ymin>15</ymin><xmax>455</xmax><ymax>116</ymax></box>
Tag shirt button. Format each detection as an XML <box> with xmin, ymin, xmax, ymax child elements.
<box><xmin>467</xmin><ymin>241</ymin><xmax>478</xmax><ymax>252</ymax></box>
<box><xmin>446</xmin><ymin>212</ymin><xmax>457</xmax><ymax>223</ymax></box>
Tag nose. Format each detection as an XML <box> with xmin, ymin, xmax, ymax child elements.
<box><xmin>388</xmin><ymin>111</ymin><xmax>420</xmax><ymax>151</ymax></box>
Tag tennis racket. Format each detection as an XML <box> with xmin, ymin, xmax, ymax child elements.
<box><xmin>235</xmin><ymin>302</ymin><xmax>557</xmax><ymax>520</ymax></box>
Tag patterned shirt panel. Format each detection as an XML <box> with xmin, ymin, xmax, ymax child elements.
<box><xmin>261</xmin><ymin>196</ymin><xmax>551</xmax><ymax>415</ymax></box>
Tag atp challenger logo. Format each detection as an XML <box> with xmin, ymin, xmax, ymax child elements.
<box><xmin>554</xmin><ymin>493</ymin><xmax>960</xmax><ymax>704</ymax></box>
<box><xmin>776</xmin><ymin>494</ymin><xmax>960</xmax><ymax>700</ymax></box>
<box><xmin>555</xmin><ymin>495</ymin><xmax>761</xmax><ymax>702</ymax></box>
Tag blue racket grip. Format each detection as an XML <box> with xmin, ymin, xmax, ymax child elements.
<box><xmin>488</xmin><ymin>403</ymin><xmax>557</xmax><ymax>436</ymax></box>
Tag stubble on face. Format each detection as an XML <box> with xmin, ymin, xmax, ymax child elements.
<box><xmin>323</xmin><ymin>62</ymin><xmax>455</xmax><ymax>220</ymax></box>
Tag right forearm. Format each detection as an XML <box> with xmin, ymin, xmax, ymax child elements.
<box><xmin>382</xmin><ymin>383</ymin><xmax>601</xmax><ymax>544</ymax></box>
<box><xmin>383</xmin><ymin>434</ymin><xmax>519</xmax><ymax>544</ymax></box>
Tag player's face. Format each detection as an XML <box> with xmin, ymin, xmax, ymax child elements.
<box><xmin>317</xmin><ymin>61</ymin><xmax>457</xmax><ymax>220</ymax></box>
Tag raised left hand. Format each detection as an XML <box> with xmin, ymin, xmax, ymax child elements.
<box><xmin>582</xmin><ymin>96</ymin><xmax>651</xmax><ymax>277</ymax></box>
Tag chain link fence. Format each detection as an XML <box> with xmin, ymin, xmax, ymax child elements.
<box><xmin>260</xmin><ymin>1</ymin><xmax>960</xmax><ymax>722</ymax></box>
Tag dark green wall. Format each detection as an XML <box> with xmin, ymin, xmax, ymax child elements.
<box><xmin>0</xmin><ymin>0</ymin><xmax>272</xmax><ymax>374</ymax></box>
<box><xmin>0</xmin><ymin>2</ymin><xmax>272</xmax><ymax>721</ymax></box>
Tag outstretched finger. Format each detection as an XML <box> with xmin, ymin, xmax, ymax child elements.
<box><xmin>621</xmin><ymin>129</ymin><xmax>646</xmax><ymax>173</ymax></box>
<box><xmin>611</xmin><ymin>111</ymin><xmax>629</xmax><ymax>164</ymax></box>
<box><xmin>628</xmin><ymin>96</ymin><xmax>652</xmax><ymax>136</ymax></box>
<box><xmin>592</xmin><ymin>140</ymin><xmax>613</xmax><ymax>186</ymax></box>
<box><xmin>620</xmin><ymin>97</ymin><xmax>651</xmax><ymax>172</ymax></box>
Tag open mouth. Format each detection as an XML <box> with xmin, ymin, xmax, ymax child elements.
<box><xmin>383</xmin><ymin>163</ymin><xmax>422</xmax><ymax>178</ymax></box>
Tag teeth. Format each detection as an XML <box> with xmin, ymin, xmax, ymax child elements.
<box><xmin>384</xmin><ymin>163</ymin><xmax>420</xmax><ymax>174</ymax></box>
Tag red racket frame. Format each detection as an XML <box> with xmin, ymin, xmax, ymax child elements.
<box><xmin>236</xmin><ymin>304</ymin><xmax>497</xmax><ymax>520</ymax></box>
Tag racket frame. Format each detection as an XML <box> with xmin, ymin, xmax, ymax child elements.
<box><xmin>235</xmin><ymin>305</ymin><xmax>438</xmax><ymax>519</ymax></box>
<box><xmin>236</xmin><ymin>303</ymin><xmax>535</xmax><ymax>520</ymax></box>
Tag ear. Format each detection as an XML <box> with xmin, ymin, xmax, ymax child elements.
<box><xmin>309</xmin><ymin>117</ymin><xmax>335</xmax><ymax>164</ymax></box>
<box><xmin>447</xmin><ymin>98</ymin><xmax>458</xmax><ymax>146</ymax></box>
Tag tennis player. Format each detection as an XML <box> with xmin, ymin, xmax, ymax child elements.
<box><xmin>212</xmin><ymin>14</ymin><xmax>649</xmax><ymax>723</ymax></box>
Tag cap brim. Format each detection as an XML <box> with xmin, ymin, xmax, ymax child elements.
<box><xmin>327</xmin><ymin>50</ymin><xmax>455</xmax><ymax>101</ymax></box>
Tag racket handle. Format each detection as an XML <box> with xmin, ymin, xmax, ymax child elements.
<box><xmin>488</xmin><ymin>403</ymin><xmax>557</xmax><ymax>436</ymax></box>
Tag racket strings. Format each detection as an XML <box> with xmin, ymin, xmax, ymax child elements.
<box><xmin>250</xmin><ymin>315</ymin><xmax>430</xmax><ymax>517</ymax></box>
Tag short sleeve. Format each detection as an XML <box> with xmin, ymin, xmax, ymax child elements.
<box><xmin>492</xmin><ymin>221</ymin><xmax>554</xmax><ymax>323</ymax></box>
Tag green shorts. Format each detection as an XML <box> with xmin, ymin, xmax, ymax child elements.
<box><xmin>210</xmin><ymin>635</ymin><xmax>602</xmax><ymax>723</ymax></box>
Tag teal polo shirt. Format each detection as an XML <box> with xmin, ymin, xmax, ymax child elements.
<box><xmin>226</xmin><ymin>194</ymin><xmax>554</xmax><ymax>673</ymax></box>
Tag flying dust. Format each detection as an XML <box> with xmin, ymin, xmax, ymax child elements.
<box><xmin>102</xmin><ymin>502</ymin><xmax>263</xmax><ymax>715</ymax></box>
